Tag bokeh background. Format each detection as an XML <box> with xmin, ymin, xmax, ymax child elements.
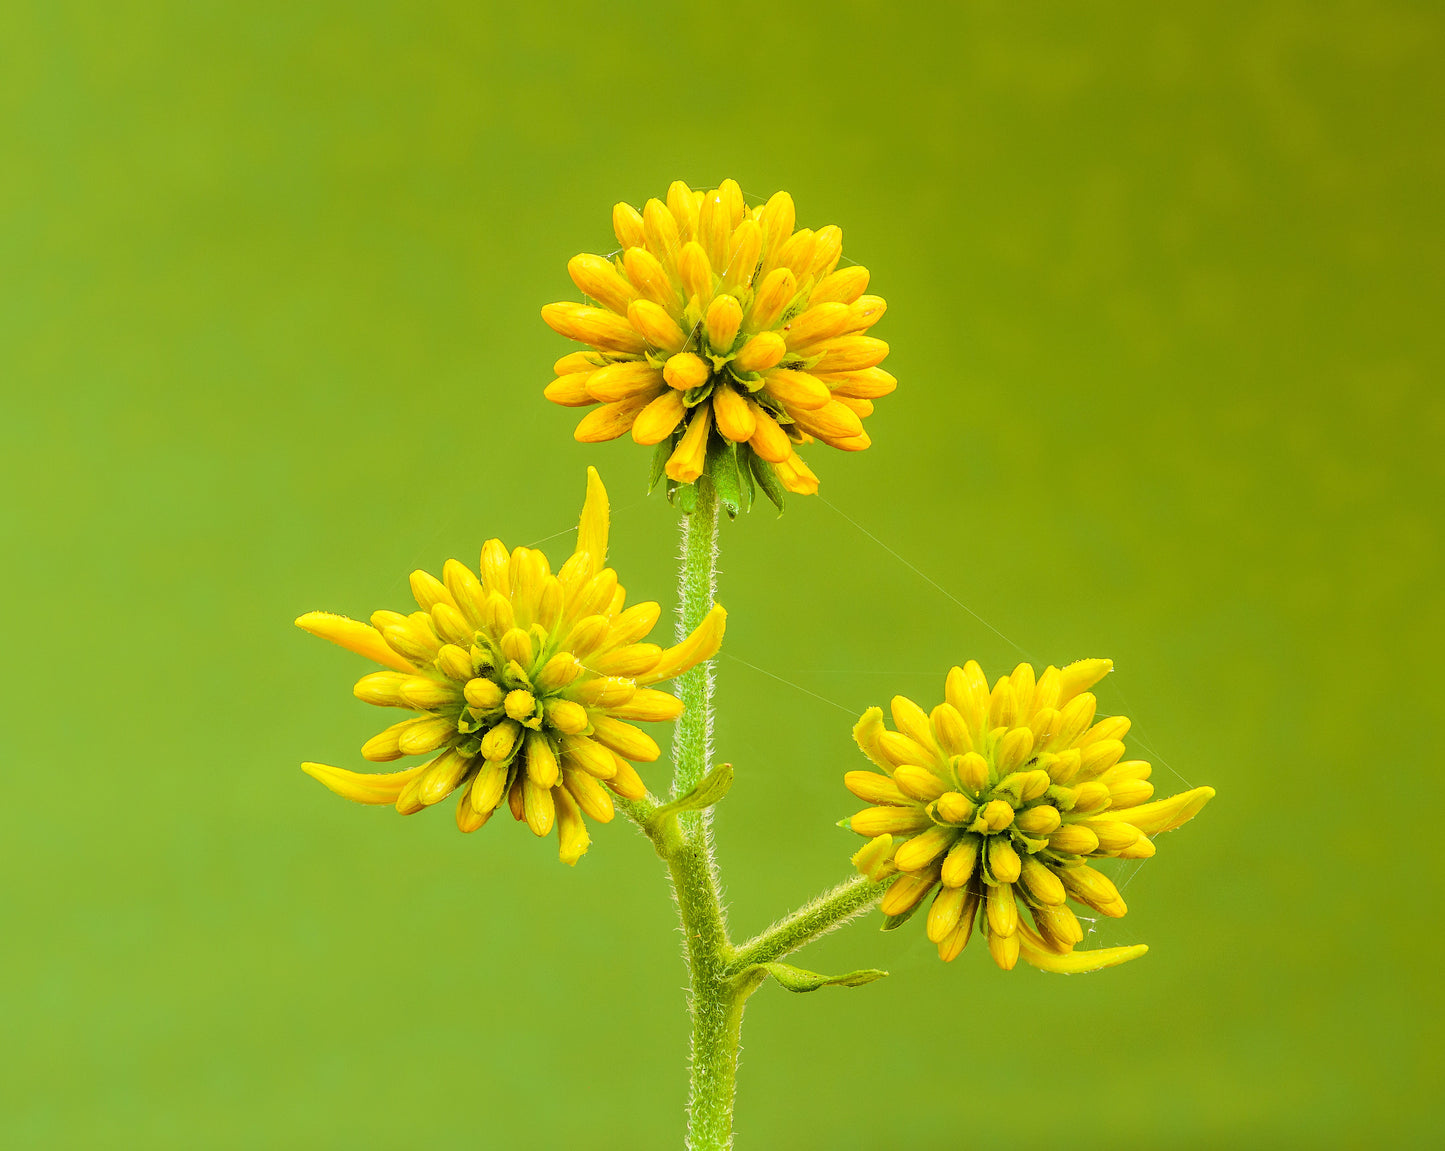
<box><xmin>4</xmin><ymin>2</ymin><xmax>1441</xmax><ymax>1147</ymax></box>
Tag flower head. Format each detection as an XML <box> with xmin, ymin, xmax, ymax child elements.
<box><xmin>296</xmin><ymin>468</ymin><xmax>726</xmax><ymax>864</ymax></box>
<box><xmin>542</xmin><ymin>179</ymin><xmax>893</xmax><ymax>504</ymax></box>
<box><xmin>845</xmin><ymin>660</ymin><xmax>1214</xmax><ymax>972</ymax></box>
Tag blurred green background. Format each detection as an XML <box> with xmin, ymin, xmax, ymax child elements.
<box><xmin>4</xmin><ymin>1</ymin><xmax>1440</xmax><ymax>1146</ymax></box>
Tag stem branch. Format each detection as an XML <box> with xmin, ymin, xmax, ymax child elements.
<box><xmin>728</xmin><ymin>875</ymin><xmax>888</xmax><ymax>974</ymax></box>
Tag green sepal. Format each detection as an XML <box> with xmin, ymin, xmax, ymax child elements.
<box><xmin>729</xmin><ymin>368</ymin><xmax>766</xmax><ymax>393</ymax></box>
<box><xmin>778</xmin><ymin>279</ymin><xmax>816</xmax><ymax>326</ymax></box>
<box><xmin>1045</xmin><ymin>784</ymin><xmax>1076</xmax><ymax>811</ymax></box>
<box><xmin>738</xmin><ymin>444</ymin><xmax>757</xmax><ymax>510</ymax></box>
<box><xmin>880</xmin><ymin>897</ymin><xmax>925</xmax><ymax>932</ymax></box>
<box><xmin>648</xmin><ymin>439</ymin><xmax>673</xmax><ymax>493</ymax></box>
<box><xmin>749</xmin><ymin>450</ymin><xmax>787</xmax><ymax>514</ymax></box>
<box><xmin>741</xmin><ymin>961</ymin><xmax>889</xmax><ymax>993</ymax></box>
<box><xmin>683</xmin><ymin>380</ymin><xmax>715</xmax><ymax>408</ymax></box>
<box><xmin>706</xmin><ymin>437</ymin><xmax>746</xmax><ymax>520</ymax></box>
<box><xmin>667</xmin><ymin>477</ymin><xmax>699</xmax><ymax>514</ymax></box>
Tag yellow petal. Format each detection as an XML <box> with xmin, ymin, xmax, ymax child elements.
<box><xmin>810</xmin><ymin>335</ymin><xmax>888</xmax><ymax>373</ymax></box>
<box><xmin>664</xmin><ymin>406</ymin><xmax>712</xmax><ymax>484</ymax></box>
<box><xmin>879</xmin><ymin>870</ymin><xmax>937</xmax><ymax>917</ymax></box>
<box><xmin>523</xmin><ymin>777</ymin><xmax>555</xmax><ymax>836</ymax></box>
<box><xmin>774</xmin><ymin>454</ymin><xmax>819</xmax><ymax>495</ymax></box>
<box><xmin>667</xmin><ymin>180</ymin><xmax>698</xmax><ymax>239</ymax></box>
<box><xmin>586</xmin><ymin>361</ymin><xmax>665</xmax><ymax>402</ymax></box>
<box><xmin>605</xmin><ymin>755</ymin><xmax>647</xmax><ymax>799</ymax></box>
<box><xmin>555</xmin><ymin>786</ymin><xmax>590</xmax><ymax>865</ymax></box>
<box><xmin>637</xmin><ymin>602</ymin><xmax>726</xmax><ymax>683</ymax></box>
<box><xmin>627</xmin><ymin>299</ymin><xmax>687</xmax><ymax>353</ymax></box>
<box><xmin>755</xmin><ymin>190</ymin><xmax>796</xmax><ymax>260</ymax></box>
<box><xmin>940</xmin><ymin>836</ymin><xmax>980</xmax><ymax>888</ymax></box>
<box><xmin>783</xmin><ymin>301</ymin><xmax>855</xmax><ymax>351</ymax></box>
<box><xmin>721</xmin><ymin>219</ymin><xmax>762</xmax><ymax>292</ymax></box>
<box><xmin>302</xmin><ymin>761</ymin><xmax>429</xmax><ymax>805</ymax></box>
<box><xmin>849</xmin><ymin>806</ymin><xmax>932</xmax><ymax>837</ymax></box>
<box><xmin>568</xmin><ymin>467</ymin><xmax>608</xmax><ymax>582</ymax></box>
<box><xmin>843</xmin><ymin>769</ymin><xmax>908</xmax><ymax>806</ymax></box>
<box><xmin>894</xmin><ymin>825</ymin><xmax>955</xmax><ymax>872</ymax></box>
<box><xmin>1017</xmin><ymin>924</ymin><xmax>1148</xmax><ymax>974</ymax></box>
<box><xmin>677</xmin><ymin>240</ymin><xmax>713</xmax><ymax>307</ymax></box>
<box><xmin>1057</xmin><ymin>658</ymin><xmax>1114</xmax><ymax>703</ymax></box>
<box><xmin>622</xmin><ymin>245</ymin><xmax>678</xmax><ymax>311</ymax></box>
<box><xmin>1108</xmin><ymin>786</ymin><xmax>1216</xmax><ymax>836</ymax></box>
<box><xmin>568</xmin><ymin>253</ymin><xmax>638</xmax><ymax>314</ymax></box>
<box><xmin>851</xmin><ymin>833</ymin><xmax>896</xmax><ymax>882</ymax></box>
<box><xmin>606</xmin><ymin>688</ymin><xmax>684</xmax><ymax>721</ymax></box>
<box><xmin>612</xmin><ymin>201</ymin><xmax>646</xmax><ymax>248</ymax></box>
<box><xmin>418</xmin><ymin>747</ymin><xmax>473</xmax><ymax>806</ymax></box>
<box><xmin>663</xmin><ymin>352</ymin><xmax>709</xmax><ymax>391</ymax></box>
<box><xmin>562</xmin><ymin>765</ymin><xmax>616</xmax><ymax>823</ymax></box>
<box><xmin>589</xmin><ymin>714</ymin><xmax>660</xmax><ymax>762</ymax></box>
<box><xmin>851</xmin><ymin>708</ymin><xmax>893</xmax><ymax>772</ymax></box>
<box><xmin>927</xmin><ymin>883</ymin><xmax>968</xmax><ymax>944</ymax></box>
<box><xmin>632</xmin><ymin>390</ymin><xmax>688</xmax><ymax>445</ymax></box>
<box><xmin>763</xmin><ymin>367</ymin><xmax>830</xmax><ymax>411</ymax></box>
<box><xmin>642</xmin><ymin>198</ymin><xmax>681</xmax><ymax>274</ymax></box>
<box><xmin>524</xmin><ymin>731</ymin><xmax>560</xmax><ymax>789</ymax></box>
<box><xmin>747</xmin><ymin>404</ymin><xmax>792</xmax><ymax>463</ymax></box>
<box><xmin>295</xmin><ymin>612</ymin><xmax>416</xmax><ymax>674</ymax></box>
<box><xmin>711</xmin><ymin>384</ymin><xmax>757</xmax><ymax>443</ymax></box>
<box><xmin>748</xmin><ymin>266</ymin><xmax>796</xmax><ymax>330</ymax></box>
<box><xmin>541</xmin><ymin>302</ymin><xmax>648</xmax><ymax>354</ymax></box>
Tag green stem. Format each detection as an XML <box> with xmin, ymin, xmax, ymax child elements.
<box><xmin>667</xmin><ymin>477</ymin><xmax>741</xmax><ymax>1150</ymax></box>
<box><xmin>672</xmin><ymin>476</ymin><xmax>720</xmax><ymax>805</ymax></box>
<box><xmin>651</xmin><ymin>478</ymin><xmax>888</xmax><ymax>1148</ymax></box>
<box><xmin>728</xmin><ymin>875</ymin><xmax>888</xmax><ymax>974</ymax></box>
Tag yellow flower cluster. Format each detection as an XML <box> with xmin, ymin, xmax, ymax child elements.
<box><xmin>846</xmin><ymin>660</ymin><xmax>1214</xmax><ymax>972</ymax></box>
<box><xmin>542</xmin><ymin>179</ymin><xmax>893</xmax><ymax>500</ymax></box>
<box><xmin>296</xmin><ymin>469</ymin><xmax>726</xmax><ymax>864</ymax></box>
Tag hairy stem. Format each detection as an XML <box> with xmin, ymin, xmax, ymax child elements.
<box><xmin>728</xmin><ymin>875</ymin><xmax>888</xmax><ymax>974</ymax></box>
<box><xmin>672</xmin><ymin>476</ymin><xmax>719</xmax><ymax>805</ymax></box>
<box><xmin>667</xmin><ymin>477</ymin><xmax>740</xmax><ymax>1150</ymax></box>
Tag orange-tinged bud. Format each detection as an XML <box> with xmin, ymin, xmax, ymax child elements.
<box><xmin>663</xmin><ymin>352</ymin><xmax>710</xmax><ymax>391</ymax></box>
<box><xmin>542</xmin><ymin>302</ymin><xmax>648</xmax><ymax>354</ymax></box>
<box><xmin>632</xmin><ymin>390</ymin><xmax>688</xmax><ymax>445</ymax></box>
<box><xmin>587</xmin><ymin>360</ymin><xmax>665</xmax><ymax>402</ymax></box>
<box><xmin>711</xmin><ymin>383</ymin><xmax>757</xmax><ymax>442</ymax></box>
<box><xmin>568</xmin><ymin>253</ymin><xmax>638</xmax><ymax>314</ymax></box>
<box><xmin>613</xmin><ymin>202</ymin><xmax>646</xmax><ymax>248</ymax></box>
<box><xmin>763</xmin><ymin>367</ymin><xmax>830</xmax><ymax>411</ymax></box>
<box><xmin>627</xmin><ymin>299</ymin><xmax>687</xmax><ymax>353</ymax></box>
<box><xmin>894</xmin><ymin>825</ymin><xmax>955</xmax><ymax>872</ymax></box>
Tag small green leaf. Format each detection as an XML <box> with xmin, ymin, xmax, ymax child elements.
<box><xmin>748</xmin><ymin>450</ymin><xmax>786</xmax><ymax>514</ymax></box>
<box><xmin>745</xmin><ymin>961</ymin><xmax>889</xmax><ymax>993</ymax></box>
<box><xmin>662</xmin><ymin>763</ymin><xmax>734</xmax><ymax>815</ymax></box>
